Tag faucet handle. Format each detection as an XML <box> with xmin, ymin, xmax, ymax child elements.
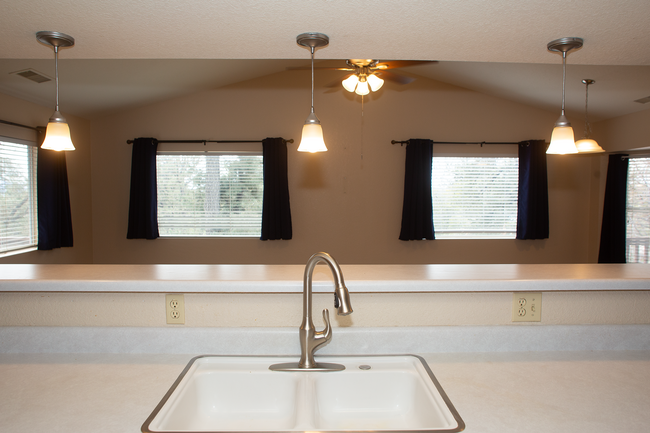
<box><xmin>315</xmin><ymin>308</ymin><xmax>332</xmax><ymax>343</ymax></box>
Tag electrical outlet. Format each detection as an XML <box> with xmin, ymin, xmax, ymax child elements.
<box><xmin>512</xmin><ymin>292</ymin><xmax>541</xmax><ymax>322</ymax></box>
<box><xmin>166</xmin><ymin>294</ymin><xmax>185</xmax><ymax>324</ymax></box>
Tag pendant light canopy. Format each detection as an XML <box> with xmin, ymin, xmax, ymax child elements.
<box><xmin>546</xmin><ymin>37</ymin><xmax>583</xmax><ymax>155</ymax></box>
<box><xmin>296</xmin><ymin>32</ymin><xmax>329</xmax><ymax>153</ymax></box>
<box><xmin>575</xmin><ymin>79</ymin><xmax>605</xmax><ymax>153</ymax></box>
<box><xmin>36</xmin><ymin>31</ymin><xmax>75</xmax><ymax>151</ymax></box>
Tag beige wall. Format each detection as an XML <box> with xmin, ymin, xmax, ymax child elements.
<box><xmin>0</xmin><ymin>93</ymin><xmax>94</xmax><ymax>264</ymax></box>
<box><xmin>4</xmin><ymin>70</ymin><xmax>647</xmax><ymax>265</ymax></box>
<box><xmin>88</xmin><ymin>70</ymin><xmax>605</xmax><ymax>265</ymax></box>
<box><xmin>594</xmin><ymin>108</ymin><xmax>650</xmax><ymax>153</ymax></box>
<box><xmin>1</xmin><ymin>290</ymin><xmax>649</xmax><ymax>327</ymax></box>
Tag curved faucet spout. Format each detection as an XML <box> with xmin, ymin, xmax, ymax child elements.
<box><xmin>299</xmin><ymin>252</ymin><xmax>353</xmax><ymax>369</ymax></box>
<box><xmin>271</xmin><ymin>252</ymin><xmax>353</xmax><ymax>372</ymax></box>
<box><xmin>302</xmin><ymin>252</ymin><xmax>353</xmax><ymax>323</ymax></box>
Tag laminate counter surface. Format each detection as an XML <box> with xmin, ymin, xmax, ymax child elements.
<box><xmin>2</xmin><ymin>263</ymin><xmax>650</xmax><ymax>292</ymax></box>
<box><xmin>1</xmin><ymin>351</ymin><xmax>648</xmax><ymax>433</ymax></box>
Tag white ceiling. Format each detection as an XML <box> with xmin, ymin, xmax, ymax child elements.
<box><xmin>1</xmin><ymin>0</ymin><xmax>649</xmax><ymax>121</ymax></box>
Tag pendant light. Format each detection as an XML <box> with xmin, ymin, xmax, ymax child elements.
<box><xmin>546</xmin><ymin>37</ymin><xmax>583</xmax><ymax>155</ymax></box>
<box><xmin>36</xmin><ymin>31</ymin><xmax>75</xmax><ymax>151</ymax></box>
<box><xmin>575</xmin><ymin>79</ymin><xmax>605</xmax><ymax>153</ymax></box>
<box><xmin>296</xmin><ymin>33</ymin><xmax>329</xmax><ymax>153</ymax></box>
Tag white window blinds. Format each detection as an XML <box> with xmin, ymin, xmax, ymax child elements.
<box><xmin>626</xmin><ymin>157</ymin><xmax>650</xmax><ymax>263</ymax></box>
<box><xmin>156</xmin><ymin>153</ymin><xmax>263</xmax><ymax>237</ymax></box>
<box><xmin>0</xmin><ymin>138</ymin><xmax>38</xmax><ymax>254</ymax></box>
<box><xmin>432</xmin><ymin>157</ymin><xmax>519</xmax><ymax>239</ymax></box>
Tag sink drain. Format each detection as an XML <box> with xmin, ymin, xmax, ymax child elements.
<box><xmin>358</xmin><ymin>364</ymin><xmax>371</xmax><ymax>370</ymax></box>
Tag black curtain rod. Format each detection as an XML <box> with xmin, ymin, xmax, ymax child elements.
<box><xmin>126</xmin><ymin>138</ymin><xmax>293</xmax><ymax>144</ymax></box>
<box><xmin>391</xmin><ymin>139</ymin><xmax>522</xmax><ymax>146</ymax></box>
<box><xmin>0</xmin><ymin>119</ymin><xmax>40</xmax><ymax>132</ymax></box>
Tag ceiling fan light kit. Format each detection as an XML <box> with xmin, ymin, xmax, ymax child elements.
<box><xmin>342</xmin><ymin>74</ymin><xmax>360</xmax><ymax>92</ymax></box>
<box><xmin>296</xmin><ymin>32</ymin><xmax>329</xmax><ymax>153</ymax></box>
<box><xmin>36</xmin><ymin>31</ymin><xmax>76</xmax><ymax>151</ymax></box>
<box><xmin>340</xmin><ymin>60</ymin><xmax>386</xmax><ymax>95</ymax></box>
<box><xmin>366</xmin><ymin>74</ymin><xmax>384</xmax><ymax>91</ymax></box>
<box><xmin>354</xmin><ymin>77</ymin><xmax>370</xmax><ymax>96</ymax></box>
<box><xmin>546</xmin><ymin>37</ymin><xmax>583</xmax><ymax>155</ymax></box>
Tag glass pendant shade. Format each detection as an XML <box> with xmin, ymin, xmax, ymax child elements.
<box><xmin>367</xmin><ymin>74</ymin><xmax>384</xmax><ymax>91</ymax></box>
<box><xmin>42</xmin><ymin>118</ymin><xmax>75</xmax><ymax>151</ymax></box>
<box><xmin>575</xmin><ymin>138</ymin><xmax>604</xmax><ymax>153</ymax></box>
<box><xmin>355</xmin><ymin>79</ymin><xmax>370</xmax><ymax>96</ymax></box>
<box><xmin>298</xmin><ymin>123</ymin><xmax>327</xmax><ymax>153</ymax></box>
<box><xmin>547</xmin><ymin>125</ymin><xmax>578</xmax><ymax>154</ymax></box>
<box><xmin>342</xmin><ymin>75</ymin><xmax>359</xmax><ymax>92</ymax></box>
<box><xmin>574</xmin><ymin>79</ymin><xmax>604</xmax><ymax>153</ymax></box>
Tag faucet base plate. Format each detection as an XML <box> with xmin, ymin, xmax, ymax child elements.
<box><xmin>269</xmin><ymin>361</ymin><xmax>345</xmax><ymax>372</ymax></box>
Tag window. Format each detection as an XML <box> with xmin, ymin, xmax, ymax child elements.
<box><xmin>432</xmin><ymin>157</ymin><xmax>519</xmax><ymax>239</ymax></box>
<box><xmin>156</xmin><ymin>151</ymin><xmax>263</xmax><ymax>237</ymax></box>
<box><xmin>626</xmin><ymin>157</ymin><xmax>650</xmax><ymax>263</ymax></box>
<box><xmin>0</xmin><ymin>137</ymin><xmax>38</xmax><ymax>255</ymax></box>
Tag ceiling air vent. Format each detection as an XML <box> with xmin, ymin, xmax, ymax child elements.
<box><xmin>634</xmin><ymin>96</ymin><xmax>650</xmax><ymax>104</ymax></box>
<box><xmin>11</xmin><ymin>68</ymin><xmax>52</xmax><ymax>83</ymax></box>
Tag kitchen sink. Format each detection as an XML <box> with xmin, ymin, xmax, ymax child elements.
<box><xmin>142</xmin><ymin>355</ymin><xmax>464</xmax><ymax>432</ymax></box>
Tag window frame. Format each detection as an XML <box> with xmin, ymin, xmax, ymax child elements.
<box><xmin>0</xmin><ymin>135</ymin><xmax>38</xmax><ymax>257</ymax></box>
<box><xmin>155</xmin><ymin>142</ymin><xmax>264</xmax><ymax>239</ymax></box>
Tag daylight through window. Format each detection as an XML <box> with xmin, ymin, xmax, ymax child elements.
<box><xmin>626</xmin><ymin>157</ymin><xmax>650</xmax><ymax>263</ymax></box>
<box><xmin>432</xmin><ymin>157</ymin><xmax>519</xmax><ymax>239</ymax></box>
<box><xmin>156</xmin><ymin>153</ymin><xmax>263</xmax><ymax>237</ymax></box>
<box><xmin>0</xmin><ymin>138</ymin><xmax>38</xmax><ymax>255</ymax></box>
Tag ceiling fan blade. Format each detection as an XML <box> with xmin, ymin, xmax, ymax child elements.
<box><xmin>375</xmin><ymin>70</ymin><xmax>415</xmax><ymax>85</ymax></box>
<box><xmin>325</xmin><ymin>73</ymin><xmax>354</xmax><ymax>87</ymax></box>
<box><xmin>287</xmin><ymin>66</ymin><xmax>354</xmax><ymax>71</ymax></box>
<box><xmin>374</xmin><ymin>60</ymin><xmax>437</xmax><ymax>70</ymax></box>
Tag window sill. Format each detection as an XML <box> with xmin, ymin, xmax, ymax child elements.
<box><xmin>0</xmin><ymin>246</ymin><xmax>37</xmax><ymax>259</ymax></box>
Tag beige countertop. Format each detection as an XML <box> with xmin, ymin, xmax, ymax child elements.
<box><xmin>2</xmin><ymin>263</ymin><xmax>650</xmax><ymax>292</ymax></box>
<box><xmin>1</xmin><ymin>351</ymin><xmax>649</xmax><ymax>433</ymax></box>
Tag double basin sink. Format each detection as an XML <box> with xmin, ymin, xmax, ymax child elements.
<box><xmin>142</xmin><ymin>354</ymin><xmax>464</xmax><ymax>433</ymax></box>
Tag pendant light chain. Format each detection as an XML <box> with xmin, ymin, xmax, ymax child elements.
<box><xmin>562</xmin><ymin>51</ymin><xmax>566</xmax><ymax>116</ymax></box>
<box><xmin>54</xmin><ymin>45</ymin><xmax>60</xmax><ymax>112</ymax></box>
<box><xmin>310</xmin><ymin>46</ymin><xmax>315</xmax><ymax>114</ymax></box>
<box><xmin>584</xmin><ymin>81</ymin><xmax>592</xmax><ymax>139</ymax></box>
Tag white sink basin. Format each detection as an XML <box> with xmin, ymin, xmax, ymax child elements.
<box><xmin>142</xmin><ymin>355</ymin><xmax>464</xmax><ymax>432</ymax></box>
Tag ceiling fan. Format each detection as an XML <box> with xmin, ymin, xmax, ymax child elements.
<box><xmin>290</xmin><ymin>59</ymin><xmax>436</xmax><ymax>95</ymax></box>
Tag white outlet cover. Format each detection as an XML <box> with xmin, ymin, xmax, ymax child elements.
<box><xmin>512</xmin><ymin>292</ymin><xmax>541</xmax><ymax>322</ymax></box>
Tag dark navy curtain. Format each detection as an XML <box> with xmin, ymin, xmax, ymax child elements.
<box><xmin>37</xmin><ymin>129</ymin><xmax>74</xmax><ymax>249</ymax></box>
<box><xmin>516</xmin><ymin>140</ymin><xmax>549</xmax><ymax>239</ymax></box>
<box><xmin>399</xmin><ymin>139</ymin><xmax>434</xmax><ymax>240</ymax></box>
<box><xmin>127</xmin><ymin>137</ymin><xmax>159</xmax><ymax>239</ymax></box>
<box><xmin>598</xmin><ymin>154</ymin><xmax>629</xmax><ymax>263</ymax></box>
<box><xmin>261</xmin><ymin>137</ymin><xmax>292</xmax><ymax>240</ymax></box>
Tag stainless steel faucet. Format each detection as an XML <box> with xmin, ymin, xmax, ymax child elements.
<box><xmin>270</xmin><ymin>252</ymin><xmax>353</xmax><ymax>372</ymax></box>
